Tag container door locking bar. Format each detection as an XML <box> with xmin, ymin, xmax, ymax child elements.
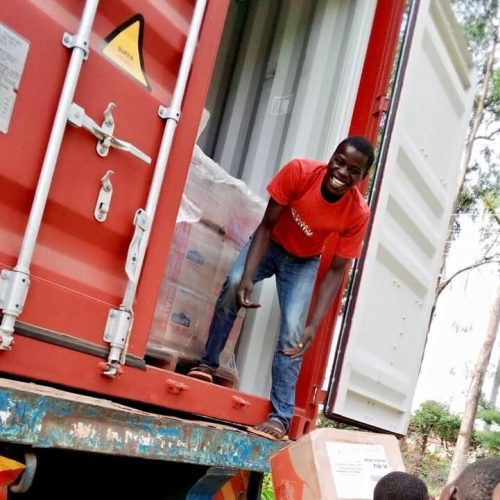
<box><xmin>0</xmin><ymin>0</ymin><xmax>100</xmax><ymax>350</ymax></box>
<box><xmin>101</xmin><ymin>0</ymin><xmax>208</xmax><ymax>376</ymax></box>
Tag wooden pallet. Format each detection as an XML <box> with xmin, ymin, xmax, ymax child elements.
<box><xmin>145</xmin><ymin>348</ymin><xmax>238</xmax><ymax>389</ymax></box>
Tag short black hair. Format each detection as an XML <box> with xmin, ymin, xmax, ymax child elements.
<box><xmin>338</xmin><ymin>135</ymin><xmax>375</xmax><ymax>169</ymax></box>
<box><xmin>454</xmin><ymin>457</ymin><xmax>500</xmax><ymax>500</ymax></box>
<box><xmin>373</xmin><ymin>471</ymin><xmax>429</xmax><ymax>500</ymax></box>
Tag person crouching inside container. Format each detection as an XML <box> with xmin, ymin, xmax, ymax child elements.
<box><xmin>188</xmin><ymin>136</ymin><xmax>375</xmax><ymax>441</ymax></box>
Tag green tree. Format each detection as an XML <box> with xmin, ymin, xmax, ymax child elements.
<box><xmin>405</xmin><ymin>401</ymin><xmax>461</xmax><ymax>492</ymax></box>
<box><xmin>409</xmin><ymin>401</ymin><xmax>460</xmax><ymax>463</ymax></box>
<box><xmin>475</xmin><ymin>402</ymin><xmax>500</xmax><ymax>456</ymax></box>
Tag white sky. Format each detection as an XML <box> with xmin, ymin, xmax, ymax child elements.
<box><xmin>412</xmin><ymin>215</ymin><xmax>500</xmax><ymax>413</ymax></box>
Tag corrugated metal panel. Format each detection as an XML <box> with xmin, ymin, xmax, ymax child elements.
<box><xmin>327</xmin><ymin>0</ymin><xmax>475</xmax><ymax>434</ymax></box>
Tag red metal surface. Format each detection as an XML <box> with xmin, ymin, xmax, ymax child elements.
<box><xmin>0</xmin><ymin>1</ymin><xmax>246</xmax><ymax>413</ymax></box>
<box><xmin>0</xmin><ymin>0</ymin><xmax>199</xmax><ymax>348</ymax></box>
<box><xmin>0</xmin><ymin>335</ymin><xmax>272</xmax><ymax>425</ymax></box>
<box><xmin>291</xmin><ymin>0</ymin><xmax>407</xmax><ymax>440</ymax></box>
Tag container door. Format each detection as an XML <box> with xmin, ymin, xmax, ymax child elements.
<box><xmin>325</xmin><ymin>0</ymin><xmax>475</xmax><ymax>434</ymax></box>
<box><xmin>0</xmin><ymin>2</ymin><xmax>209</xmax><ymax>358</ymax></box>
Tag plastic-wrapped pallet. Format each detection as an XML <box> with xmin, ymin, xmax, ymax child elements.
<box><xmin>187</xmin><ymin>145</ymin><xmax>266</xmax><ymax>245</ymax></box>
<box><xmin>147</xmin><ymin>146</ymin><xmax>266</xmax><ymax>382</ymax></box>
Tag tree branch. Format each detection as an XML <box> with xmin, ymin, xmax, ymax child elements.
<box><xmin>437</xmin><ymin>259</ymin><xmax>500</xmax><ymax>296</ymax></box>
<box><xmin>474</xmin><ymin>127</ymin><xmax>500</xmax><ymax>141</ymax></box>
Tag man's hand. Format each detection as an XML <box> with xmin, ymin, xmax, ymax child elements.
<box><xmin>237</xmin><ymin>277</ymin><xmax>261</xmax><ymax>308</ymax></box>
<box><xmin>282</xmin><ymin>325</ymin><xmax>315</xmax><ymax>358</ymax></box>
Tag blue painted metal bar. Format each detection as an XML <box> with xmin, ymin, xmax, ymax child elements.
<box><xmin>0</xmin><ymin>378</ymin><xmax>284</xmax><ymax>472</ymax></box>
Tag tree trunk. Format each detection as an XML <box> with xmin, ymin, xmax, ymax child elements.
<box><xmin>489</xmin><ymin>356</ymin><xmax>500</xmax><ymax>407</ymax></box>
<box><xmin>448</xmin><ymin>281</ymin><xmax>500</xmax><ymax>481</ymax></box>
<box><xmin>415</xmin><ymin>434</ymin><xmax>429</xmax><ymax>472</ymax></box>
<box><xmin>485</xmin><ymin>355</ymin><xmax>500</xmax><ymax>430</ymax></box>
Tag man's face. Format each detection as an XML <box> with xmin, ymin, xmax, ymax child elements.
<box><xmin>323</xmin><ymin>143</ymin><xmax>370</xmax><ymax>197</ymax></box>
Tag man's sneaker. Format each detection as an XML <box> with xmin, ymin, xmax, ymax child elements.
<box><xmin>187</xmin><ymin>364</ymin><xmax>215</xmax><ymax>383</ymax></box>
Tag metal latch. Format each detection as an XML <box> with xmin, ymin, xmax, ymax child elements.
<box><xmin>67</xmin><ymin>102</ymin><xmax>152</xmax><ymax>164</ymax></box>
<box><xmin>0</xmin><ymin>270</ymin><xmax>30</xmax><ymax>316</ymax></box>
<box><xmin>94</xmin><ymin>170</ymin><xmax>114</xmax><ymax>222</ymax></box>
<box><xmin>374</xmin><ymin>94</ymin><xmax>390</xmax><ymax>115</ymax></box>
<box><xmin>312</xmin><ymin>385</ymin><xmax>327</xmax><ymax>405</ymax></box>
<box><xmin>102</xmin><ymin>307</ymin><xmax>132</xmax><ymax>377</ymax></box>
<box><xmin>125</xmin><ymin>209</ymin><xmax>150</xmax><ymax>282</ymax></box>
<box><xmin>0</xmin><ymin>269</ymin><xmax>30</xmax><ymax>349</ymax></box>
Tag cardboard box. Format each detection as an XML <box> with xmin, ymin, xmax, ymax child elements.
<box><xmin>148</xmin><ymin>280</ymin><xmax>212</xmax><ymax>358</ymax></box>
<box><xmin>166</xmin><ymin>221</ymin><xmax>223</xmax><ymax>295</ymax></box>
<box><xmin>270</xmin><ymin>428</ymin><xmax>405</xmax><ymax>500</ymax></box>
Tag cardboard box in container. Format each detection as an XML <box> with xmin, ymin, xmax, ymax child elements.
<box><xmin>148</xmin><ymin>279</ymin><xmax>212</xmax><ymax>358</ymax></box>
<box><xmin>166</xmin><ymin>221</ymin><xmax>223</xmax><ymax>296</ymax></box>
<box><xmin>270</xmin><ymin>428</ymin><xmax>405</xmax><ymax>500</ymax></box>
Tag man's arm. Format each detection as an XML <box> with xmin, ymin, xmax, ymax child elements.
<box><xmin>237</xmin><ymin>198</ymin><xmax>285</xmax><ymax>308</ymax></box>
<box><xmin>283</xmin><ymin>254</ymin><xmax>349</xmax><ymax>357</ymax></box>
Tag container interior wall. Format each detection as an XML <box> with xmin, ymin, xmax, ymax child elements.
<box><xmin>192</xmin><ymin>0</ymin><xmax>377</xmax><ymax>397</ymax></box>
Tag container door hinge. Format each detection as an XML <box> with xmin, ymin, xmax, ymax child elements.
<box><xmin>94</xmin><ymin>170</ymin><xmax>114</xmax><ymax>222</ymax></box>
<box><xmin>0</xmin><ymin>269</ymin><xmax>30</xmax><ymax>349</ymax></box>
<box><xmin>102</xmin><ymin>307</ymin><xmax>132</xmax><ymax>377</ymax></box>
<box><xmin>374</xmin><ymin>94</ymin><xmax>390</xmax><ymax>115</ymax></box>
<box><xmin>312</xmin><ymin>385</ymin><xmax>327</xmax><ymax>406</ymax></box>
<box><xmin>67</xmin><ymin>102</ymin><xmax>152</xmax><ymax>164</ymax></box>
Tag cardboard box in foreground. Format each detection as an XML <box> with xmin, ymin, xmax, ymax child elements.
<box><xmin>270</xmin><ymin>428</ymin><xmax>405</xmax><ymax>499</ymax></box>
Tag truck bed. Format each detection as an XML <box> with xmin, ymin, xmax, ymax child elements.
<box><xmin>0</xmin><ymin>378</ymin><xmax>284</xmax><ymax>472</ymax></box>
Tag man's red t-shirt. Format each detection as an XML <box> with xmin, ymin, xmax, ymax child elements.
<box><xmin>266</xmin><ymin>158</ymin><xmax>370</xmax><ymax>258</ymax></box>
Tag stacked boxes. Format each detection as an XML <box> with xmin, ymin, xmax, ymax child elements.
<box><xmin>148</xmin><ymin>146</ymin><xmax>265</xmax><ymax>379</ymax></box>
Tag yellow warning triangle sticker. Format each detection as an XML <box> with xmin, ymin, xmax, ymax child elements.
<box><xmin>102</xmin><ymin>14</ymin><xmax>151</xmax><ymax>90</ymax></box>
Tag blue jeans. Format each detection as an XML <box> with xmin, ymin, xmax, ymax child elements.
<box><xmin>201</xmin><ymin>240</ymin><xmax>320</xmax><ymax>430</ymax></box>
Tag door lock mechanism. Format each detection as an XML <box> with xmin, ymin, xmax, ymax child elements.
<box><xmin>94</xmin><ymin>170</ymin><xmax>114</xmax><ymax>222</ymax></box>
<box><xmin>67</xmin><ymin>102</ymin><xmax>151</xmax><ymax>164</ymax></box>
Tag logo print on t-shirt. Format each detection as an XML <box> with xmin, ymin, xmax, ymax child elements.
<box><xmin>291</xmin><ymin>208</ymin><xmax>313</xmax><ymax>237</ymax></box>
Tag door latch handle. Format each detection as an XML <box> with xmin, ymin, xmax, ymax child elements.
<box><xmin>67</xmin><ymin>102</ymin><xmax>151</xmax><ymax>164</ymax></box>
<box><xmin>94</xmin><ymin>170</ymin><xmax>114</xmax><ymax>222</ymax></box>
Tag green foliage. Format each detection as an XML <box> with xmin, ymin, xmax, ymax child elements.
<box><xmin>475</xmin><ymin>429</ymin><xmax>500</xmax><ymax>455</ymax></box>
<box><xmin>475</xmin><ymin>405</ymin><xmax>500</xmax><ymax>456</ymax></box>
<box><xmin>408</xmin><ymin>401</ymin><xmax>461</xmax><ymax>458</ymax></box>
<box><xmin>403</xmin><ymin>444</ymin><xmax>450</xmax><ymax>495</ymax></box>
<box><xmin>485</xmin><ymin>69</ymin><xmax>500</xmax><ymax>120</ymax></box>
<box><xmin>450</xmin><ymin>0</ymin><xmax>500</xmax><ymax>234</ymax></box>
<box><xmin>478</xmin><ymin>407</ymin><xmax>500</xmax><ymax>425</ymax></box>
<box><xmin>261</xmin><ymin>473</ymin><xmax>275</xmax><ymax>500</ymax></box>
<box><xmin>451</xmin><ymin>0</ymin><xmax>499</xmax><ymax>59</ymax></box>
<box><xmin>316</xmin><ymin>411</ymin><xmax>364</xmax><ymax>431</ymax></box>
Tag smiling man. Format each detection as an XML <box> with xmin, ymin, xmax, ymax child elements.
<box><xmin>188</xmin><ymin>136</ymin><xmax>375</xmax><ymax>440</ymax></box>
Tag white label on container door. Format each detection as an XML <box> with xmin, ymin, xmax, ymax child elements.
<box><xmin>326</xmin><ymin>442</ymin><xmax>390</xmax><ymax>499</ymax></box>
<box><xmin>0</xmin><ymin>22</ymin><xmax>29</xmax><ymax>134</ymax></box>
